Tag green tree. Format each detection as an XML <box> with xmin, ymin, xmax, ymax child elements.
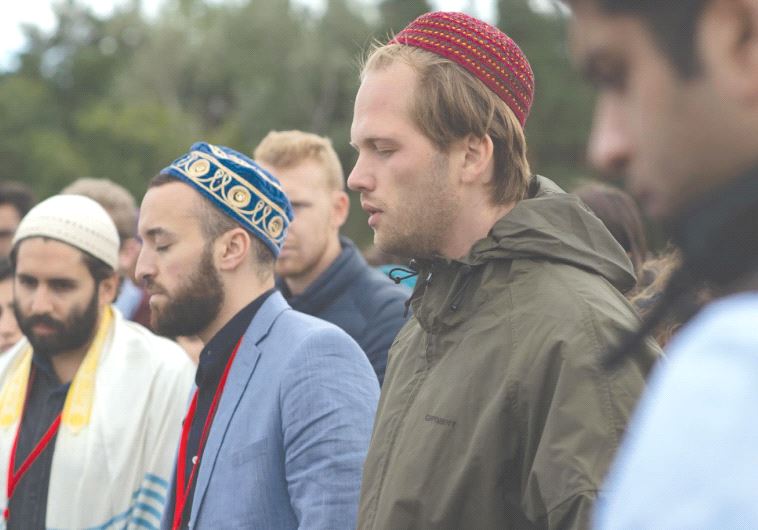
<box><xmin>378</xmin><ymin>0</ymin><xmax>431</xmax><ymax>37</ymax></box>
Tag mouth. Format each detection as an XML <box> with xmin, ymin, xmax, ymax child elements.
<box><xmin>31</xmin><ymin>323</ymin><xmax>58</xmax><ymax>336</ymax></box>
<box><xmin>361</xmin><ymin>201</ymin><xmax>384</xmax><ymax>228</ymax></box>
<box><xmin>148</xmin><ymin>292</ymin><xmax>170</xmax><ymax>309</ymax></box>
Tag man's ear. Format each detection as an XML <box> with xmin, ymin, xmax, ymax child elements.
<box><xmin>215</xmin><ymin>228</ymin><xmax>251</xmax><ymax>272</ymax></box>
<box><xmin>699</xmin><ymin>0</ymin><xmax>758</xmax><ymax>103</ymax></box>
<box><xmin>98</xmin><ymin>272</ymin><xmax>119</xmax><ymax>306</ymax></box>
<box><xmin>460</xmin><ymin>134</ymin><xmax>495</xmax><ymax>185</ymax></box>
<box><xmin>330</xmin><ymin>190</ymin><xmax>350</xmax><ymax>229</ymax></box>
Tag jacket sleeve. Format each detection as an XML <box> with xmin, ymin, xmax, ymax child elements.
<box><xmin>279</xmin><ymin>327</ymin><xmax>380</xmax><ymax>530</ymax></box>
<box><xmin>512</xmin><ymin>319</ymin><xmax>653</xmax><ymax>529</ymax></box>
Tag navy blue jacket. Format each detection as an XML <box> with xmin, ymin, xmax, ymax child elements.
<box><xmin>277</xmin><ymin>237</ymin><xmax>409</xmax><ymax>385</ymax></box>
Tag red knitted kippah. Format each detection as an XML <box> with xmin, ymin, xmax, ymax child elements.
<box><xmin>390</xmin><ymin>11</ymin><xmax>534</xmax><ymax>127</ymax></box>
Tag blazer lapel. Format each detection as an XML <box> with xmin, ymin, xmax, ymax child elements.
<box><xmin>188</xmin><ymin>292</ymin><xmax>290</xmax><ymax>524</ymax></box>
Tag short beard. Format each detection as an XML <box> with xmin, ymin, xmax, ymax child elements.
<box><xmin>377</xmin><ymin>153</ymin><xmax>458</xmax><ymax>259</ymax></box>
<box><xmin>151</xmin><ymin>244</ymin><xmax>224</xmax><ymax>338</ymax></box>
<box><xmin>16</xmin><ymin>285</ymin><xmax>100</xmax><ymax>358</ymax></box>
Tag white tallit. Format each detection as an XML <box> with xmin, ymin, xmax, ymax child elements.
<box><xmin>0</xmin><ymin>307</ymin><xmax>194</xmax><ymax>529</ymax></box>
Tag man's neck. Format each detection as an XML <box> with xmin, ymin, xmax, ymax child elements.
<box><xmin>671</xmin><ymin>166</ymin><xmax>758</xmax><ymax>291</ymax></box>
<box><xmin>284</xmin><ymin>236</ymin><xmax>342</xmax><ymax>296</ymax></box>
<box><xmin>440</xmin><ymin>200</ymin><xmax>515</xmax><ymax>259</ymax></box>
<box><xmin>49</xmin><ymin>342</ymin><xmax>92</xmax><ymax>384</ymax></box>
<box><xmin>199</xmin><ymin>279</ymin><xmax>275</xmax><ymax>343</ymax></box>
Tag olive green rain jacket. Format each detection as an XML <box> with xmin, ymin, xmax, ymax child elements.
<box><xmin>357</xmin><ymin>176</ymin><xmax>661</xmax><ymax>530</ymax></box>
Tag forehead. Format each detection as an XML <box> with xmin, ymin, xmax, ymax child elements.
<box><xmin>262</xmin><ymin>159</ymin><xmax>329</xmax><ymax>193</ymax></box>
<box><xmin>352</xmin><ymin>61</ymin><xmax>419</xmax><ymax>139</ymax></box>
<box><xmin>138</xmin><ymin>181</ymin><xmax>202</xmax><ymax>237</ymax></box>
<box><xmin>569</xmin><ymin>3</ymin><xmax>657</xmax><ymax>68</ymax></box>
<box><xmin>14</xmin><ymin>238</ymin><xmax>88</xmax><ymax>277</ymax></box>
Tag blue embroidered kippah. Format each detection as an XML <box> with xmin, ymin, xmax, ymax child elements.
<box><xmin>162</xmin><ymin>142</ymin><xmax>293</xmax><ymax>257</ymax></box>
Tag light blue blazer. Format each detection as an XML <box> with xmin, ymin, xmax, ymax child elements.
<box><xmin>161</xmin><ymin>292</ymin><xmax>380</xmax><ymax>529</ymax></box>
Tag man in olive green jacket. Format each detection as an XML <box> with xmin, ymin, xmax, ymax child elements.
<box><xmin>347</xmin><ymin>11</ymin><xmax>660</xmax><ymax>529</ymax></box>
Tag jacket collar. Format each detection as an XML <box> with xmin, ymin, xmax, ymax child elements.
<box><xmin>189</xmin><ymin>291</ymin><xmax>291</xmax><ymax>522</ymax></box>
<box><xmin>276</xmin><ymin>237</ymin><xmax>366</xmax><ymax>314</ymax></box>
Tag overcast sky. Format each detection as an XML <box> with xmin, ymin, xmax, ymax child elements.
<box><xmin>0</xmin><ymin>0</ymin><xmax>497</xmax><ymax>69</ymax></box>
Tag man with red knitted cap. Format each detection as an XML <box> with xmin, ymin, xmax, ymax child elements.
<box><xmin>348</xmin><ymin>11</ymin><xmax>660</xmax><ymax>529</ymax></box>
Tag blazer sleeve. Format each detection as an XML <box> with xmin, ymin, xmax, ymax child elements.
<box><xmin>279</xmin><ymin>326</ymin><xmax>379</xmax><ymax>529</ymax></box>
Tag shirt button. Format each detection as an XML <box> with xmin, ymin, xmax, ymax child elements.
<box><xmin>192</xmin><ymin>455</ymin><xmax>198</xmax><ymax>465</ymax></box>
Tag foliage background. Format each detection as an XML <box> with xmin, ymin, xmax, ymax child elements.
<box><xmin>1</xmin><ymin>0</ymin><xmax>594</xmax><ymax>248</ymax></box>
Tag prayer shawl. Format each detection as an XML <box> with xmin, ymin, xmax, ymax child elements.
<box><xmin>0</xmin><ymin>307</ymin><xmax>194</xmax><ymax>529</ymax></box>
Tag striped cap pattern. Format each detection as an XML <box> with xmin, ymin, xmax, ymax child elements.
<box><xmin>390</xmin><ymin>11</ymin><xmax>535</xmax><ymax>127</ymax></box>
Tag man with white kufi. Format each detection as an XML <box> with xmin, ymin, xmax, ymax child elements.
<box><xmin>0</xmin><ymin>194</ymin><xmax>194</xmax><ymax>530</ymax></box>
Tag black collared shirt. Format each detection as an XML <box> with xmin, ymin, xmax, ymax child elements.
<box><xmin>8</xmin><ymin>352</ymin><xmax>70</xmax><ymax>530</ymax></box>
<box><xmin>174</xmin><ymin>289</ymin><xmax>274</xmax><ymax>528</ymax></box>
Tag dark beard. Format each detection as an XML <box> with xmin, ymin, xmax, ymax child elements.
<box><xmin>151</xmin><ymin>245</ymin><xmax>224</xmax><ymax>338</ymax></box>
<box><xmin>15</xmin><ymin>285</ymin><xmax>100</xmax><ymax>357</ymax></box>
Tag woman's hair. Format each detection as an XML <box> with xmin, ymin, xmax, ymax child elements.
<box><xmin>574</xmin><ymin>182</ymin><xmax>648</xmax><ymax>276</ymax></box>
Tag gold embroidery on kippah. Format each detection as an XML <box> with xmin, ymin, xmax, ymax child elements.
<box><xmin>228</xmin><ymin>185</ymin><xmax>251</xmax><ymax>208</ymax></box>
<box><xmin>188</xmin><ymin>159</ymin><xmax>211</xmax><ymax>177</ymax></box>
<box><xmin>169</xmin><ymin>151</ymin><xmax>289</xmax><ymax>247</ymax></box>
<box><xmin>268</xmin><ymin>216</ymin><xmax>284</xmax><ymax>239</ymax></box>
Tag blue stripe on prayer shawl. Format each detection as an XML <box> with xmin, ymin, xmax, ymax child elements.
<box><xmin>82</xmin><ymin>475</ymin><xmax>168</xmax><ymax>530</ymax></box>
<box><xmin>141</xmin><ymin>487</ymin><xmax>167</xmax><ymax>504</ymax></box>
<box><xmin>132</xmin><ymin>516</ymin><xmax>159</xmax><ymax>530</ymax></box>
<box><xmin>135</xmin><ymin>502</ymin><xmax>163</xmax><ymax>521</ymax></box>
<box><xmin>144</xmin><ymin>473</ymin><xmax>169</xmax><ymax>490</ymax></box>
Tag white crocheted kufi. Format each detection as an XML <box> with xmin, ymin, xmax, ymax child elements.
<box><xmin>12</xmin><ymin>194</ymin><xmax>120</xmax><ymax>270</ymax></box>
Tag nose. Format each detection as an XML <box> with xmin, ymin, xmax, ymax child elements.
<box><xmin>30</xmin><ymin>286</ymin><xmax>54</xmax><ymax>315</ymax></box>
<box><xmin>347</xmin><ymin>154</ymin><xmax>375</xmax><ymax>193</ymax></box>
<box><xmin>587</xmin><ymin>95</ymin><xmax>631</xmax><ymax>179</ymax></box>
<box><xmin>134</xmin><ymin>246</ymin><xmax>155</xmax><ymax>287</ymax></box>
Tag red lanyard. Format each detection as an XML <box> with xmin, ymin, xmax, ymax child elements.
<box><xmin>172</xmin><ymin>338</ymin><xmax>242</xmax><ymax>530</ymax></box>
<box><xmin>4</xmin><ymin>369</ymin><xmax>62</xmax><ymax>521</ymax></box>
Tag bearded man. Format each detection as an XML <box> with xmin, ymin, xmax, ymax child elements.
<box><xmin>135</xmin><ymin>142</ymin><xmax>378</xmax><ymax>529</ymax></box>
<box><xmin>0</xmin><ymin>194</ymin><xmax>194</xmax><ymax>529</ymax></box>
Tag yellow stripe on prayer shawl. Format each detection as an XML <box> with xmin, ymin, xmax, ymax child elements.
<box><xmin>0</xmin><ymin>307</ymin><xmax>114</xmax><ymax>432</ymax></box>
<box><xmin>0</xmin><ymin>346</ymin><xmax>32</xmax><ymax>428</ymax></box>
<box><xmin>63</xmin><ymin>306</ymin><xmax>113</xmax><ymax>433</ymax></box>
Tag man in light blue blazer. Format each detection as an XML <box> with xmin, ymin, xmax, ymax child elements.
<box><xmin>135</xmin><ymin>142</ymin><xmax>380</xmax><ymax>529</ymax></box>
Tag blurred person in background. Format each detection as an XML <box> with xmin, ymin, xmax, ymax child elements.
<box><xmin>254</xmin><ymin>130</ymin><xmax>408</xmax><ymax>385</ymax></box>
<box><xmin>574</xmin><ymin>182</ymin><xmax>649</xmax><ymax>279</ymax></box>
<box><xmin>628</xmin><ymin>246</ymin><xmax>714</xmax><ymax>348</ymax></box>
<box><xmin>0</xmin><ymin>181</ymin><xmax>36</xmax><ymax>259</ymax></box>
<box><xmin>568</xmin><ymin>0</ymin><xmax>758</xmax><ymax>526</ymax></box>
<box><xmin>0</xmin><ymin>195</ymin><xmax>193</xmax><ymax>530</ymax></box>
<box><xmin>0</xmin><ymin>257</ymin><xmax>22</xmax><ymax>354</ymax></box>
<box><xmin>348</xmin><ymin>11</ymin><xmax>660</xmax><ymax>529</ymax></box>
<box><xmin>61</xmin><ymin>178</ymin><xmax>150</xmax><ymax>328</ymax></box>
<box><xmin>137</xmin><ymin>142</ymin><xmax>378</xmax><ymax>530</ymax></box>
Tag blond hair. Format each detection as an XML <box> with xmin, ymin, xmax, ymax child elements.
<box><xmin>253</xmin><ymin>130</ymin><xmax>345</xmax><ymax>191</ymax></box>
<box><xmin>61</xmin><ymin>178</ymin><xmax>138</xmax><ymax>241</ymax></box>
<box><xmin>362</xmin><ymin>44</ymin><xmax>531</xmax><ymax>205</ymax></box>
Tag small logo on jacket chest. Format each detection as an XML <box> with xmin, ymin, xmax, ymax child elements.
<box><xmin>424</xmin><ymin>414</ymin><xmax>456</xmax><ymax>428</ymax></box>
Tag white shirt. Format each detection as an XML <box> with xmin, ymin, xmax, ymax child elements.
<box><xmin>595</xmin><ymin>292</ymin><xmax>758</xmax><ymax>529</ymax></box>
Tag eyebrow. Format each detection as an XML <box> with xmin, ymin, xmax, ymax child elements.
<box><xmin>350</xmin><ymin>136</ymin><xmax>396</xmax><ymax>150</ymax></box>
<box><xmin>143</xmin><ymin>227</ymin><xmax>173</xmax><ymax>240</ymax></box>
